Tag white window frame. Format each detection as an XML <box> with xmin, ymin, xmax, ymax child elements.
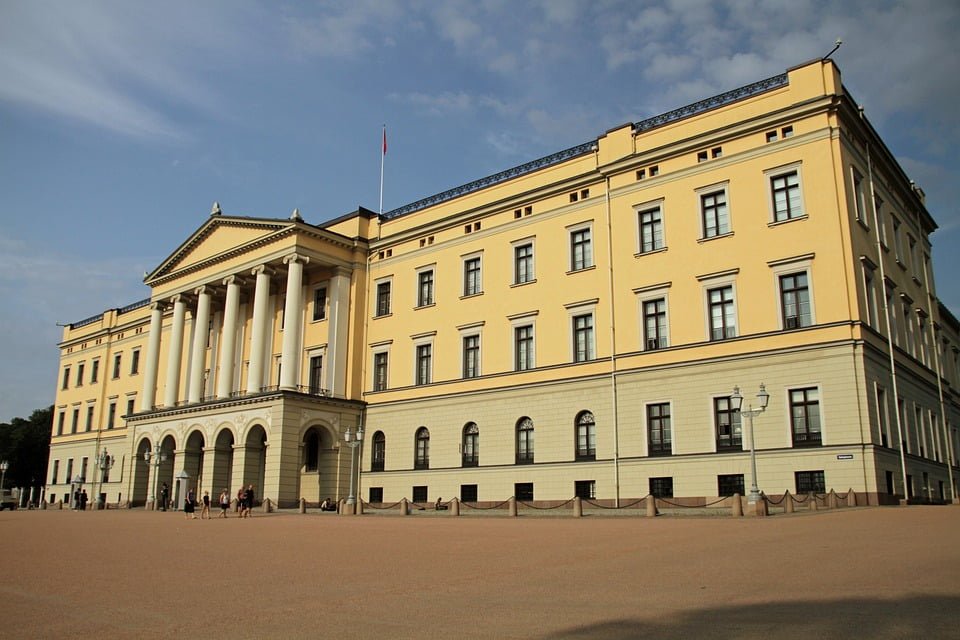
<box><xmin>415</xmin><ymin>264</ymin><xmax>436</xmax><ymax>308</ymax></box>
<box><xmin>461</xmin><ymin>251</ymin><xmax>483</xmax><ymax>298</ymax></box>
<box><xmin>373</xmin><ymin>276</ymin><xmax>393</xmax><ymax>318</ymax></box>
<box><xmin>698</xmin><ymin>269</ymin><xmax>738</xmax><ymax>342</ymax></box>
<box><xmin>306</xmin><ymin>346</ymin><xmax>326</xmax><ymax>393</ymax></box>
<box><xmin>635</xmin><ymin>198</ymin><xmax>666</xmax><ymax>255</ymax></box>
<box><xmin>765</xmin><ymin>161</ymin><xmax>806</xmax><ymax>225</ymax></box>
<box><xmin>511</xmin><ymin>236</ymin><xmax>536</xmax><ymax>286</ymax></box>
<box><xmin>411</xmin><ymin>331</ymin><xmax>436</xmax><ymax>386</ymax></box>
<box><xmin>644</xmin><ymin>399</ymin><xmax>674</xmax><ymax>456</ymax></box>
<box><xmin>311</xmin><ymin>282</ymin><xmax>329</xmax><ymax>322</ymax></box>
<box><xmin>634</xmin><ymin>283</ymin><xmax>671</xmax><ymax>351</ymax></box>
<box><xmin>566</xmin><ymin>299</ymin><xmax>598</xmax><ymax>363</ymax></box>
<box><xmin>695</xmin><ymin>181</ymin><xmax>732</xmax><ymax>240</ymax></box>
<box><xmin>369</xmin><ymin>340</ymin><xmax>392</xmax><ymax>392</ymax></box>
<box><xmin>509</xmin><ymin>311</ymin><xmax>537</xmax><ymax>372</ymax></box>
<box><xmin>458</xmin><ymin>322</ymin><xmax>484</xmax><ymax>379</ymax></box>
<box><xmin>860</xmin><ymin>259</ymin><xmax>878</xmax><ymax>329</ymax></box>
<box><xmin>851</xmin><ymin>166</ymin><xmax>867</xmax><ymax>225</ymax></box>
<box><xmin>567</xmin><ymin>220</ymin><xmax>594</xmax><ymax>272</ymax></box>
<box><xmin>784</xmin><ymin>384</ymin><xmax>824</xmax><ymax>447</ymax></box>
<box><xmin>768</xmin><ymin>254</ymin><xmax>815</xmax><ymax>330</ymax></box>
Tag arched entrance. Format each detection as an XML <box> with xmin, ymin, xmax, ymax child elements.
<box><xmin>158</xmin><ymin>434</ymin><xmax>176</xmax><ymax>507</ymax></box>
<box><xmin>243</xmin><ymin>425</ymin><xmax>267</xmax><ymax>502</ymax></box>
<box><xmin>299</xmin><ymin>425</ymin><xmax>337</xmax><ymax>504</ymax></box>
<box><xmin>212</xmin><ymin>428</ymin><xmax>235</xmax><ymax>497</ymax></box>
<box><xmin>184</xmin><ymin>430</ymin><xmax>205</xmax><ymax>496</ymax></box>
<box><xmin>131</xmin><ymin>438</ymin><xmax>152</xmax><ymax>507</ymax></box>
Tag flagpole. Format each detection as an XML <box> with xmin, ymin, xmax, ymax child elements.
<box><xmin>379</xmin><ymin>125</ymin><xmax>386</xmax><ymax>216</ymax></box>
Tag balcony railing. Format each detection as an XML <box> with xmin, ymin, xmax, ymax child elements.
<box><xmin>146</xmin><ymin>385</ymin><xmax>332</xmax><ymax>413</ymax></box>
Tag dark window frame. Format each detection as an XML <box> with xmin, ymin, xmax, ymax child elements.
<box><xmin>516</xmin><ymin>417</ymin><xmax>534</xmax><ymax>464</ymax></box>
<box><xmin>414</xmin><ymin>427</ymin><xmax>430</xmax><ymax>470</ymax></box>
<box><xmin>461</xmin><ymin>422</ymin><xmax>479</xmax><ymax>467</ymax></box>
<box><xmin>790</xmin><ymin>387</ymin><xmax>822</xmax><ymax>446</ymax></box>
<box><xmin>575</xmin><ymin>411</ymin><xmax>596</xmax><ymax>461</ymax></box>
<box><xmin>371</xmin><ymin>431</ymin><xmax>385</xmax><ymax>472</ymax></box>
<box><xmin>714</xmin><ymin>396</ymin><xmax>742</xmax><ymax>451</ymax></box>
<box><xmin>647</xmin><ymin>403</ymin><xmax>672</xmax><ymax>456</ymax></box>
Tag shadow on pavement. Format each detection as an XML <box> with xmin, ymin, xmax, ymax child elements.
<box><xmin>543</xmin><ymin>594</ymin><xmax>959</xmax><ymax>639</ymax></box>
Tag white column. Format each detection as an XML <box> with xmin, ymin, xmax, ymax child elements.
<box><xmin>141</xmin><ymin>303</ymin><xmax>164</xmax><ymax>411</ymax></box>
<box><xmin>162</xmin><ymin>295</ymin><xmax>187</xmax><ymax>407</ymax></box>
<box><xmin>325</xmin><ymin>266</ymin><xmax>352</xmax><ymax>398</ymax></box>
<box><xmin>280</xmin><ymin>253</ymin><xmax>308</xmax><ymax>390</ymax></box>
<box><xmin>217</xmin><ymin>275</ymin><xmax>242</xmax><ymax>399</ymax></box>
<box><xmin>247</xmin><ymin>265</ymin><xmax>273</xmax><ymax>394</ymax></box>
<box><xmin>187</xmin><ymin>286</ymin><xmax>212</xmax><ymax>403</ymax></box>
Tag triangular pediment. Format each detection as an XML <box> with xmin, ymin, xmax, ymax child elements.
<box><xmin>145</xmin><ymin>216</ymin><xmax>296</xmax><ymax>284</ymax></box>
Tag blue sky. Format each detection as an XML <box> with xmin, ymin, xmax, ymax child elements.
<box><xmin>1</xmin><ymin>0</ymin><xmax>958</xmax><ymax>421</ymax></box>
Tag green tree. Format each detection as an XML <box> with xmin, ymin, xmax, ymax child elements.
<box><xmin>0</xmin><ymin>405</ymin><xmax>52</xmax><ymax>490</ymax></box>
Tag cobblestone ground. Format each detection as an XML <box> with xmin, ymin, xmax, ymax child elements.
<box><xmin>3</xmin><ymin>506</ymin><xmax>958</xmax><ymax>639</ymax></box>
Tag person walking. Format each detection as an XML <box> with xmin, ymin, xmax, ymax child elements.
<box><xmin>80</xmin><ymin>489</ymin><xmax>88</xmax><ymax>511</ymax></box>
<box><xmin>236</xmin><ymin>487</ymin><xmax>245</xmax><ymax>514</ymax></box>
<box><xmin>242</xmin><ymin>484</ymin><xmax>255</xmax><ymax>518</ymax></box>
<box><xmin>160</xmin><ymin>483</ymin><xmax>169</xmax><ymax>512</ymax></box>
<box><xmin>200</xmin><ymin>490</ymin><xmax>211</xmax><ymax>519</ymax></box>
<box><xmin>218</xmin><ymin>488</ymin><xmax>230</xmax><ymax>518</ymax></box>
<box><xmin>184</xmin><ymin>488</ymin><xmax>196</xmax><ymax>519</ymax></box>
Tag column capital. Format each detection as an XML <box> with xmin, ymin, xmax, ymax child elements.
<box><xmin>223</xmin><ymin>274</ymin><xmax>247</xmax><ymax>287</ymax></box>
<box><xmin>251</xmin><ymin>264</ymin><xmax>275</xmax><ymax>277</ymax></box>
<box><xmin>332</xmin><ymin>266</ymin><xmax>353</xmax><ymax>278</ymax></box>
<box><xmin>283</xmin><ymin>253</ymin><xmax>310</xmax><ymax>266</ymax></box>
<box><xmin>149</xmin><ymin>301</ymin><xmax>166</xmax><ymax>312</ymax></box>
<box><xmin>169</xmin><ymin>294</ymin><xmax>184</xmax><ymax>305</ymax></box>
<box><xmin>194</xmin><ymin>285</ymin><xmax>214</xmax><ymax>297</ymax></box>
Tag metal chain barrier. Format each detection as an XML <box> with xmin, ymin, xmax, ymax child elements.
<box><xmin>657</xmin><ymin>495</ymin><xmax>729</xmax><ymax>508</ymax></box>
<box><xmin>583</xmin><ymin>496</ymin><xmax>648</xmax><ymax>510</ymax></box>
<box><xmin>763</xmin><ymin>492</ymin><xmax>786</xmax><ymax>506</ymax></box>
<box><xmin>461</xmin><ymin>499</ymin><xmax>512</xmax><ymax>510</ymax></box>
<box><xmin>360</xmin><ymin>499</ymin><xmax>403</xmax><ymax>510</ymax></box>
<box><xmin>517</xmin><ymin>497</ymin><xmax>575</xmax><ymax>510</ymax></box>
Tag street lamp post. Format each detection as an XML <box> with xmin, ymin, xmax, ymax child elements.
<box><xmin>96</xmin><ymin>449</ymin><xmax>115</xmax><ymax>510</ymax></box>
<box><xmin>0</xmin><ymin>461</ymin><xmax>8</xmax><ymax>493</ymax></box>
<box><xmin>343</xmin><ymin>425</ymin><xmax>364</xmax><ymax>514</ymax></box>
<box><xmin>143</xmin><ymin>446</ymin><xmax>167</xmax><ymax>510</ymax></box>
<box><xmin>731</xmin><ymin>383</ymin><xmax>770</xmax><ymax>505</ymax></box>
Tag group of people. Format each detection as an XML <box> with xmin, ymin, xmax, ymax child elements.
<box><xmin>158</xmin><ymin>483</ymin><xmax>256</xmax><ymax>519</ymax></box>
<box><xmin>72</xmin><ymin>488</ymin><xmax>89</xmax><ymax>510</ymax></box>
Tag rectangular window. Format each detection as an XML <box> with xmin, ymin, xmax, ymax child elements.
<box><xmin>81</xmin><ymin>457</ymin><xmax>88</xmax><ymax>482</ymax></box>
<box><xmin>313</xmin><ymin>287</ymin><xmax>327</xmax><ymax>321</ymax></box>
<box><xmin>463</xmin><ymin>257</ymin><xmax>481</xmax><ymax>296</ymax></box>
<box><xmin>708</xmin><ymin>286</ymin><xmax>736</xmax><ymax>340</ymax></box>
<box><xmin>514</xmin><ymin>325</ymin><xmax>534</xmax><ymax>371</ymax></box>
<box><xmin>90</xmin><ymin>359</ymin><xmax>99</xmax><ymax>384</ymax></box>
<box><xmin>573</xmin><ymin>313</ymin><xmax>594</xmax><ymax>362</ymax></box>
<box><xmin>369</xmin><ymin>487</ymin><xmax>383</xmax><ymax>503</ymax></box>
<box><xmin>113</xmin><ymin>354</ymin><xmax>122</xmax><ymax>379</ymax></box>
<box><xmin>65</xmin><ymin>459</ymin><xmax>73</xmax><ymax>485</ymax></box>
<box><xmin>643</xmin><ymin>298</ymin><xmax>668</xmax><ymax>350</ymax></box>
<box><xmin>700</xmin><ymin>189</ymin><xmax>729</xmax><ymax>238</ymax></box>
<box><xmin>876</xmin><ymin>388</ymin><xmax>889</xmax><ymax>447</ymax></box>
<box><xmin>56</xmin><ymin>411</ymin><xmax>65</xmax><ymax>436</ymax></box>
<box><xmin>892</xmin><ymin>217</ymin><xmax>903</xmax><ymax>263</ymax></box>
<box><xmin>415</xmin><ymin>344</ymin><xmax>432</xmax><ymax>385</ymax></box>
<box><xmin>574</xmin><ymin>480</ymin><xmax>596</xmax><ymax>500</ymax></box>
<box><xmin>649</xmin><ymin>477</ymin><xmax>674</xmax><ymax>498</ymax></box>
<box><xmin>570</xmin><ymin>228</ymin><xmax>592</xmax><ymax>271</ymax></box>
<box><xmin>863</xmin><ymin>266</ymin><xmax>878</xmax><ymax>328</ymax></box>
<box><xmin>130</xmin><ymin>349</ymin><xmax>140</xmax><ymax>375</ymax></box>
<box><xmin>107</xmin><ymin>402</ymin><xmax>116</xmax><ymax>430</ymax></box>
<box><xmin>417</xmin><ymin>269</ymin><xmax>435</xmax><ymax>307</ymax></box>
<box><xmin>795</xmin><ymin>471</ymin><xmax>826</xmax><ymax>494</ymax></box>
<box><xmin>460</xmin><ymin>484</ymin><xmax>478</xmax><ymax>503</ymax></box>
<box><xmin>412</xmin><ymin>486</ymin><xmax>428</xmax><ymax>503</ymax></box>
<box><xmin>126</xmin><ymin>397</ymin><xmax>135</xmax><ymax>417</ymax></box>
<box><xmin>375</xmin><ymin>281</ymin><xmax>391</xmax><ymax>317</ymax></box>
<box><xmin>514</xmin><ymin>243</ymin><xmax>534</xmax><ymax>284</ymax></box>
<box><xmin>514</xmin><ymin>483</ymin><xmax>534</xmax><ymax>502</ymax></box>
<box><xmin>718</xmin><ymin>474</ymin><xmax>745</xmax><ymax>497</ymax></box>
<box><xmin>647</xmin><ymin>403</ymin><xmax>672</xmax><ymax>456</ymax></box>
<box><xmin>51</xmin><ymin>460</ymin><xmax>60</xmax><ymax>485</ymax></box>
<box><xmin>62</xmin><ymin>367</ymin><xmax>70</xmax><ymax>390</ymax></box>
<box><xmin>462</xmin><ymin>335</ymin><xmax>480</xmax><ymax>379</ymax></box>
<box><xmin>852</xmin><ymin>168</ymin><xmax>866</xmax><ymax>222</ymax></box>
<box><xmin>780</xmin><ymin>272</ymin><xmax>812</xmax><ymax>329</ymax></box>
<box><xmin>790</xmin><ymin>387</ymin><xmax>822</xmax><ymax>446</ymax></box>
<box><xmin>308</xmin><ymin>355</ymin><xmax>323</xmax><ymax>394</ymax></box>
<box><xmin>85</xmin><ymin>405</ymin><xmax>94</xmax><ymax>432</ymax></box>
<box><xmin>638</xmin><ymin>206</ymin><xmax>664</xmax><ymax>253</ymax></box>
<box><xmin>373</xmin><ymin>352</ymin><xmax>388</xmax><ymax>391</ymax></box>
<box><xmin>771</xmin><ymin>171</ymin><xmax>802</xmax><ymax>221</ymax></box>
<box><xmin>714</xmin><ymin>397</ymin><xmax>742</xmax><ymax>451</ymax></box>
<box><xmin>76</xmin><ymin>363</ymin><xmax>85</xmax><ymax>386</ymax></box>
<box><xmin>71</xmin><ymin>408</ymin><xmax>79</xmax><ymax>434</ymax></box>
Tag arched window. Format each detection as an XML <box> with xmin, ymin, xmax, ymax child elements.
<box><xmin>516</xmin><ymin>417</ymin><xmax>534</xmax><ymax>464</ymax></box>
<box><xmin>372</xmin><ymin>431</ymin><xmax>386</xmax><ymax>472</ymax></box>
<box><xmin>304</xmin><ymin>430</ymin><xmax>319</xmax><ymax>472</ymax></box>
<box><xmin>414</xmin><ymin>427</ymin><xmax>430</xmax><ymax>470</ymax></box>
<box><xmin>462</xmin><ymin>422</ymin><xmax>479</xmax><ymax>467</ymax></box>
<box><xmin>575</xmin><ymin>411</ymin><xmax>596</xmax><ymax>461</ymax></box>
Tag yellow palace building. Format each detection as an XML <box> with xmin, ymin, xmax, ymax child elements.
<box><xmin>46</xmin><ymin>59</ymin><xmax>960</xmax><ymax>510</ymax></box>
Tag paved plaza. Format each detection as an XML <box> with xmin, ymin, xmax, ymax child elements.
<box><xmin>2</xmin><ymin>507</ymin><xmax>958</xmax><ymax>639</ymax></box>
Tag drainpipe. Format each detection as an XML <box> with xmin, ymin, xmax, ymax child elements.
<box><xmin>601</xmin><ymin>153</ymin><xmax>621</xmax><ymax>507</ymax></box>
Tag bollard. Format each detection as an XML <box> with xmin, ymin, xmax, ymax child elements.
<box><xmin>337</xmin><ymin>498</ymin><xmax>346</xmax><ymax>515</ymax></box>
<box><xmin>41</xmin><ymin>499</ymin><xmax>47</xmax><ymax>511</ymax></box>
<box><xmin>827</xmin><ymin>489</ymin><xmax>838</xmax><ymax>509</ymax></box>
<box><xmin>646</xmin><ymin>494</ymin><xmax>658</xmax><ymax>517</ymax></box>
<box><xmin>299</xmin><ymin>497</ymin><xmax>306</xmax><ymax>514</ymax></box>
<box><xmin>399</xmin><ymin>497</ymin><xmax>409</xmax><ymax>516</ymax></box>
<box><xmin>809</xmin><ymin>492</ymin><xmax>818</xmax><ymax>511</ymax></box>
<box><xmin>357</xmin><ymin>500</ymin><xmax>364</xmax><ymax>515</ymax></box>
<box><xmin>847</xmin><ymin>488</ymin><xmax>857</xmax><ymax>507</ymax></box>
<box><xmin>508</xmin><ymin>496</ymin><xmax>517</xmax><ymax>517</ymax></box>
<box><xmin>573</xmin><ymin>496</ymin><xmax>582</xmax><ymax>518</ymax></box>
<box><xmin>57</xmin><ymin>499</ymin><xmax>63</xmax><ymax>510</ymax></box>
<box><xmin>785</xmin><ymin>491</ymin><xmax>795</xmax><ymax>514</ymax></box>
<box><xmin>451</xmin><ymin>497</ymin><xmax>460</xmax><ymax>516</ymax></box>
<box><xmin>731</xmin><ymin>493</ymin><xmax>743</xmax><ymax>517</ymax></box>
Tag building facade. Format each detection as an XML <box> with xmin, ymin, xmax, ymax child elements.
<box><xmin>46</xmin><ymin>59</ymin><xmax>960</xmax><ymax>509</ymax></box>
